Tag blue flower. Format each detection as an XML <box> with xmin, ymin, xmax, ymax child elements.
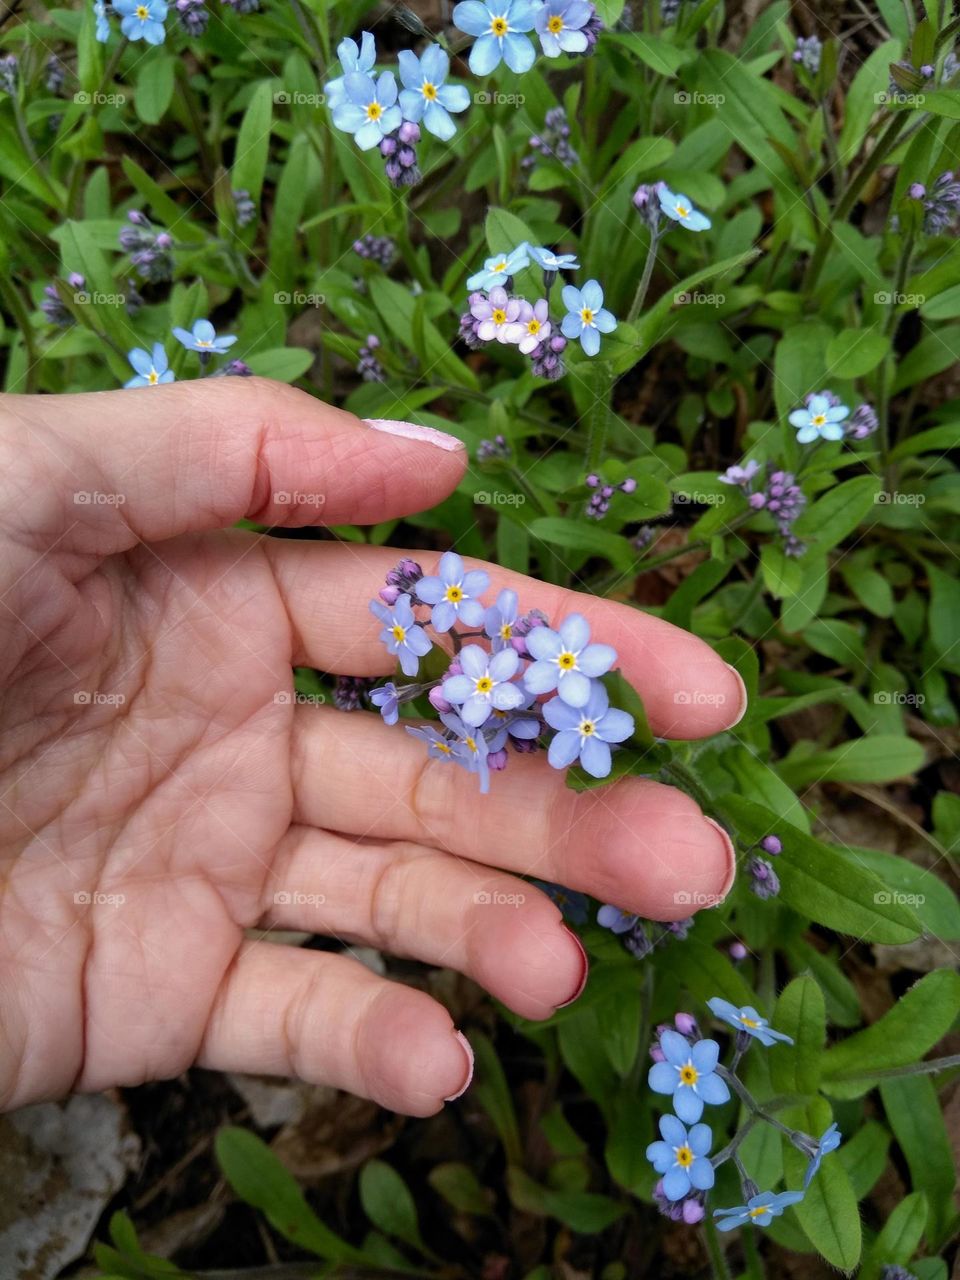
<box><xmin>560</xmin><ymin>280</ymin><xmax>617</xmax><ymax>356</ymax></box>
<box><xmin>125</xmin><ymin>343</ymin><xmax>175</xmax><ymax>388</ymax></box>
<box><xmin>113</xmin><ymin>0</ymin><xmax>168</xmax><ymax>44</ymax></box>
<box><xmin>467</xmin><ymin>244</ymin><xmax>531</xmax><ymax>291</ymax></box>
<box><xmin>788</xmin><ymin>392</ymin><xmax>850</xmax><ymax>443</ymax></box>
<box><xmin>442</xmin><ymin>644</ymin><xmax>525</xmax><ymax>727</ymax></box>
<box><xmin>94</xmin><ymin>0</ymin><xmax>111</xmax><ymax>41</ymax></box>
<box><xmin>369</xmin><ymin>595</ymin><xmax>432</xmax><ymax>677</ymax></box>
<box><xmin>452</xmin><ymin>0</ymin><xmax>539</xmax><ymax>75</ymax></box>
<box><xmin>597</xmin><ymin>904</ymin><xmax>638</xmax><ymax>933</ymax></box>
<box><xmin>398</xmin><ymin>46</ymin><xmax>470</xmax><ymax>140</ymax></box>
<box><xmin>172</xmin><ymin>318</ymin><xmax>237</xmax><ymax>355</ymax></box>
<box><xmin>714</xmin><ymin>1190</ymin><xmax>804</xmax><ymax>1231</ymax></box>
<box><xmin>324</xmin><ymin>31</ymin><xmax>376</xmax><ymax>110</ymax></box>
<box><xmin>718</xmin><ymin>460</ymin><xmax>760</xmax><ymax>487</ymax></box>
<box><xmin>406</xmin><ymin>723</ymin><xmax>458</xmax><ymax>763</ymax></box>
<box><xmin>527</xmin><ymin>244</ymin><xmax>580</xmax><ymax>273</ymax></box>
<box><xmin>803</xmin><ymin>1123</ymin><xmax>842</xmax><ymax>1188</ymax></box>
<box><xmin>484</xmin><ymin>587</ymin><xmax>520</xmax><ymax>651</ymax></box>
<box><xmin>370</xmin><ymin>681</ymin><xmax>400</xmax><ymax>726</ymax></box>
<box><xmin>535</xmin><ymin>0</ymin><xmax>593</xmax><ymax>56</ymax></box>
<box><xmin>440</xmin><ymin>711</ymin><xmax>492</xmax><ymax>793</ymax></box>
<box><xmin>332</xmin><ymin>71</ymin><xmax>402</xmax><ymax>151</ymax></box>
<box><xmin>534</xmin><ymin>881</ymin><xmax>589</xmax><ymax>923</ymax></box>
<box><xmin>523</xmin><ymin>612</ymin><xmax>616</xmax><ymax>707</ymax></box>
<box><xmin>415</xmin><ymin>550</ymin><xmax>489</xmax><ymax>632</ymax></box>
<box><xmin>646</xmin><ymin>1114</ymin><xmax>715</xmax><ymax>1201</ymax></box>
<box><xmin>658</xmin><ymin>186</ymin><xmax>712</xmax><ymax>232</ymax></box>
<box><xmin>648</xmin><ymin>1030</ymin><xmax>730</xmax><ymax>1124</ymax></box>
<box><xmin>707</xmin><ymin>997</ymin><xmax>794</xmax><ymax>1047</ymax></box>
<box><xmin>543</xmin><ymin>682</ymin><xmax>634</xmax><ymax>778</ymax></box>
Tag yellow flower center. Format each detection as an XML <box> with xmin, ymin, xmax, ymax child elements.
<box><xmin>491</xmin><ymin>15</ymin><xmax>508</xmax><ymax>34</ymax></box>
<box><xmin>679</xmin><ymin>1063</ymin><xmax>699</xmax><ymax>1086</ymax></box>
<box><xmin>580</xmin><ymin>307</ymin><xmax>594</xmax><ymax>325</ymax></box>
<box><xmin>500</xmin><ymin>623</ymin><xmax>513</xmax><ymax>639</ymax></box>
<box><xmin>811</xmin><ymin>413</ymin><xmax>826</xmax><ymax>426</ymax></box>
<box><xmin>445</xmin><ymin>584</ymin><xmax>463</xmax><ymax>603</ymax></box>
<box><xmin>580</xmin><ymin>719</ymin><xmax>596</xmax><ymax>736</ymax></box>
<box><xmin>391</xmin><ymin>624</ymin><xmax>406</xmax><ymax>643</ymax></box>
<box><xmin>366</xmin><ymin>101</ymin><xmax>382</xmax><ymax>121</ymax></box>
<box><xmin>492</xmin><ymin>260</ymin><xmax>508</xmax><ymax>273</ymax></box>
<box><xmin>675</xmin><ymin>1145</ymin><xmax>694</xmax><ymax>1168</ymax></box>
<box><xmin>547</xmin><ymin>13</ymin><xmax>564</xmax><ymax>30</ymax></box>
<box><xmin>527</xmin><ymin>318</ymin><xmax>541</xmax><ymax>335</ymax></box>
<box><xmin>135</xmin><ymin>3</ymin><xmax>149</xmax><ymax>16</ymax></box>
<box><xmin>557</xmin><ymin>651</ymin><xmax>577</xmax><ymax>670</ymax></box>
<box><xmin>195</xmin><ymin>338</ymin><xmax>213</xmax><ymax>348</ymax></box>
<box><xmin>749</xmin><ymin>1204</ymin><xmax>771</xmax><ymax>1218</ymax></box>
<box><xmin>676</xmin><ymin>203</ymin><xmax>690</xmax><ymax>218</ymax></box>
<box><xmin>475</xmin><ymin>676</ymin><xmax>493</xmax><ymax>694</ymax></box>
<box><xmin>436</xmin><ymin>742</ymin><xmax>452</xmax><ymax>754</ymax></box>
<box><xmin>492</xmin><ymin>308</ymin><xmax>507</xmax><ymax>324</ymax></box>
<box><xmin>739</xmin><ymin>1014</ymin><xmax>760</xmax><ymax>1029</ymax></box>
<box><xmin>147</xmin><ymin>370</ymin><xmax>159</xmax><ymax>385</ymax></box>
<box><xmin>464</xmin><ymin>735</ymin><xmax>477</xmax><ymax>753</ymax></box>
<box><xmin>422</xmin><ymin>81</ymin><xmax>437</xmax><ymax>100</ymax></box>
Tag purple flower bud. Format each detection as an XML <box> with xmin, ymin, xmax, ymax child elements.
<box><xmin>446</xmin><ymin>659</ymin><xmax>463</xmax><ymax>677</ymax></box>
<box><xmin>549</xmin><ymin>334</ymin><xmax>567</xmax><ymax>353</ymax></box>
<box><xmin>380</xmin><ymin>136</ymin><xmax>397</xmax><ymax>157</ymax></box>
<box><xmin>909</xmin><ymin>182</ymin><xmax>927</xmax><ymax>200</ymax></box>
<box><xmin>682</xmin><ymin>1198</ymin><xmax>705</xmax><ymax>1225</ymax></box>
<box><xmin>674</xmin><ymin>1011</ymin><xmax>698</xmax><ymax>1037</ymax></box>
<box><xmin>398</xmin><ymin>146</ymin><xmax>417</xmax><ymax>168</ymax></box>
<box><xmin>379</xmin><ymin>585</ymin><xmax>401</xmax><ymax>605</ymax></box>
<box><xmin>155</xmin><ymin>232</ymin><xmax>172</xmax><ymax>249</ymax></box>
<box><xmin>920</xmin><ymin>63</ymin><xmax>934</xmax><ymax>77</ymax></box>
<box><xmin>398</xmin><ymin>120</ymin><xmax>421</xmax><ymax>144</ymax></box>
<box><xmin>428</xmin><ymin>686</ymin><xmax>453</xmax><ymax>714</ymax></box>
<box><xmin>749</xmin><ymin>492</ymin><xmax>766</xmax><ymax>508</ymax></box>
<box><xmin>761</xmin><ymin>834</ymin><xmax>782</xmax><ymax>855</ymax></box>
<box><xmin>128</xmin><ymin>210</ymin><xmax>149</xmax><ymax>225</ymax></box>
<box><xmin>729</xmin><ymin>940</ymin><xmax>748</xmax><ymax>961</ymax></box>
<box><xmin>366</xmin><ymin>333</ymin><xmax>381</xmax><ymax>349</ymax></box>
<box><xmin>385</xmin><ymin>159</ymin><xmax>401</xmax><ymax>183</ymax></box>
<box><xmin>620</xmin><ymin>477</ymin><xmax>637</xmax><ymax>494</ymax></box>
<box><xmin>649</xmin><ymin>1044</ymin><xmax>665</xmax><ymax>1063</ymax></box>
<box><xmin>586</xmin><ymin>473</ymin><xmax>600</xmax><ymax>488</ymax></box>
<box><xmin>488</xmin><ymin>749</ymin><xmax>508</xmax><ymax>771</ymax></box>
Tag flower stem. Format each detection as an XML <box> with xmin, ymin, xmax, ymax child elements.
<box><xmin>703</xmin><ymin>1212</ymin><xmax>732</xmax><ymax>1280</ymax></box>
<box><xmin>627</xmin><ymin>227</ymin><xmax>660</xmax><ymax>324</ymax></box>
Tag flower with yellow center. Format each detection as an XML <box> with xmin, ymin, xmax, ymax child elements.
<box><xmin>442</xmin><ymin>643</ymin><xmax>525</xmax><ymax>728</ymax></box>
<box><xmin>535</xmin><ymin>0</ymin><xmax>591</xmax><ymax>57</ymax></box>
<box><xmin>645</xmin><ymin>1113</ymin><xmax>716</xmax><ymax>1202</ymax></box>
<box><xmin>647</xmin><ymin>1028</ymin><xmax>730</xmax><ymax>1123</ymax></box>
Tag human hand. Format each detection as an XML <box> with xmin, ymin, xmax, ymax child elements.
<box><xmin>0</xmin><ymin>379</ymin><xmax>742</xmax><ymax>1116</ymax></box>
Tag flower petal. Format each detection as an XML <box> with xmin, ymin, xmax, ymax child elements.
<box><xmin>423</xmin><ymin>100</ymin><xmax>456</xmax><ymax>140</ymax></box>
<box><xmin>468</xmin><ymin>32</ymin><xmax>503</xmax><ymax>75</ymax></box>
<box><xmin>558</xmin><ymin>612</ymin><xmax>590</xmax><ymax>653</ymax></box>
<box><xmin>577</xmin><ymin>641</ymin><xmax>615</xmax><ymax>676</ymax></box>
<box><xmin>580</xmin><ymin>735</ymin><xmax>611</xmax><ymax>778</ymax></box>
<box><xmin>692</xmin><ymin>1038</ymin><xmax>720</xmax><ymax>1074</ymax></box>
<box><xmin>557</xmin><ymin>668</ymin><xmax>591</xmax><ymax>706</ymax></box>
<box><xmin>659</xmin><ymin>1029</ymin><xmax>691</xmax><ymax>1066</ymax></box>
<box><xmin>597</xmin><ymin>707</ymin><xmax>634</xmax><ymax>743</ymax></box>
<box><xmin>662</xmin><ymin>1167</ymin><xmax>692</xmax><ymax>1201</ymax></box>
<box><xmin>453</xmin><ymin>0</ymin><xmax>492</xmax><ymax>35</ymax></box>
<box><xmin>580</xmin><ymin>325</ymin><xmax>601</xmax><ymax>356</ymax></box>
<box><xmin>525</xmin><ymin>626</ymin><xmax>562</xmax><ymax>661</ymax></box>
<box><xmin>524</xmin><ymin>660</ymin><xmax>560</xmax><ymax>696</ymax></box>
<box><xmin>431</xmin><ymin>600</ymin><xmax>456</xmax><ymax>632</ymax></box>
<box><xmin>547</xmin><ymin>729</ymin><xmax>581</xmax><ymax>770</ymax></box>
<box><xmin>673</xmin><ymin>1086</ymin><xmax>704</xmax><ymax>1125</ymax></box>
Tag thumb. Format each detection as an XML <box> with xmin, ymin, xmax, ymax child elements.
<box><xmin>2</xmin><ymin>378</ymin><xmax>467</xmax><ymax>552</ymax></box>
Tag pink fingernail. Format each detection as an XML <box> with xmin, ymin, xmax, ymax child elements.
<box><xmin>444</xmin><ymin>1030</ymin><xmax>474</xmax><ymax>1101</ymax></box>
<box><xmin>704</xmin><ymin>817</ymin><xmax>737</xmax><ymax>900</ymax></box>
<box><xmin>364</xmin><ymin>418</ymin><xmax>465</xmax><ymax>452</ymax></box>
<box><xmin>556</xmin><ymin>925</ymin><xmax>589</xmax><ymax>1008</ymax></box>
<box><xmin>725</xmin><ymin>663</ymin><xmax>749</xmax><ymax>727</ymax></box>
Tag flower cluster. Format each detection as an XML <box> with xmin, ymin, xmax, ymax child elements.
<box><xmin>631</xmin><ymin>181</ymin><xmax>712</xmax><ymax>234</ymax></box>
<box><xmin>585</xmin><ymin>472</ymin><xmax>636</xmax><ymax>520</ymax></box>
<box><xmin>746</xmin><ymin>832</ymin><xmax>782</xmax><ymax>900</ymax></box>
<box><xmin>646</xmin><ymin>998</ymin><xmax>841</xmax><ymax>1230</ymax></box>
<box><xmin>522</xmin><ymin>105</ymin><xmax>580</xmax><ymax>174</ymax></box>
<box><xmin>40</xmin><ymin>273</ymin><xmax>85</xmax><ymax>328</ymax></box>
<box><xmin>599</xmin><ymin>904</ymin><xmax>693</xmax><ymax>958</ymax></box>
<box><xmin>356</xmin><ymin>333</ymin><xmax>385</xmax><ymax>382</ymax></box>
<box><xmin>453</xmin><ymin>0</ymin><xmax>600</xmax><ymax>74</ymax></box>
<box><xmin>719</xmin><ymin>461</ymin><xmax>807</xmax><ymax>557</ymax></box>
<box><xmin>791</xmin><ymin>34</ymin><xmax>822</xmax><ymax>74</ymax></box>
<box><xmin>119</xmin><ymin>210</ymin><xmax>174</xmax><ymax>283</ymax></box>
<box><xmin>909</xmin><ymin>171</ymin><xmax>960</xmax><ymax>235</ymax></box>
<box><xmin>124</xmin><ymin>316</ymin><xmax>238</xmax><ymax>387</ymax></box>
<box><xmin>94</xmin><ymin>0</ymin><xmax>256</xmax><ymax>44</ymax></box>
<box><xmin>368</xmin><ymin>553</ymin><xmax>635</xmax><ymax>791</ymax></box>
<box><xmin>353</xmin><ymin>234</ymin><xmax>396</xmax><ymax>268</ymax></box>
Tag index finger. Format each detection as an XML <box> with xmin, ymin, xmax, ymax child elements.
<box><xmin>264</xmin><ymin>539</ymin><xmax>747</xmax><ymax>739</ymax></box>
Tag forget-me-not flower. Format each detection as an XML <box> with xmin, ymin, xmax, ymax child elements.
<box><xmin>467</xmin><ymin>244</ymin><xmax>531</xmax><ymax>291</ymax></box>
<box><xmin>94</xmin><ymin>0</ymin><xmax>111</xmax><ymax>41</ymax></box>
<box><xmin>487</xmin><ymin>686</ymin><xmax>540</xmax><ymax>740</ymax></box>
<box><xmin>789</xmin><ymin>392</ymin><xmax>850</xmax><ymax>443</ymax></box>
<box><xmin>416</xmin><ymin>550</ymin><xmax>489</xmax><ymax>632</ymax></box>
<box><xmin>125</xmin><ymin>343</ymin><xmax>175</xmax><ymax>388</ymax></box>
<box><xmin>452</xmin><ymin>0</ymin><xmax>539</xmax><ymax>75</ymax></box>
<box><xmin>534</xmin><ymin>882</ymin><xmax>589</xmax><ymax>923</ymax></box>
<box><xmin>333</xmin><ymin>71</ymin><xmax>402</xmax><ymax>150</ymax></box>
<box><xmin>527</xmin><ymin>244</ymin><xmax>580</xmax><ymax>273</ymax></box>
<box><xmin>718</xmin><ymin>460</ymin><xmax>761</xmax><ymax>487</ymax></box>
<box><xmin>440</xmin><ymin>710</ymin><xmax>492</xmax><ymax>792</ymax></box>
<box><xmin>535</xmin><ymin>0</ymin><xmax>592</xmax><ymax>56</ymax></box>
<box><xmin>370</xmin><ymin>681</ymin><xmax>400</xmax><ymax>726</ymax></box>
<box><xmin>714</xmin><ymin>1190</ymin><xmax>804</xmax><ymax>1231</ymax></box>
<box><xmin>484</xmin><ymin>588</ymin><xmax>520</xmax><ymax>650</ymax></box>
<box><xmin>406</xmin><ymin>723</ymin><xmax>458</xmax><ymax>763</ymax></box>
<box><xmin>113</xmin><ymin>0</ymin><xmax>168</xmax><ymax>43</ymax></box>
<box><xmin>658</xmin><ymin>186</ymin><xmax>712</xmax><ymax>232</ymax></box>
<box><xmin>648</xmin><ymin>1030</ymin><xmax>730</xmax><ymax>1123</ymax></box>
<box><xmin>370</xmin><ymin>594</ymin><xmax>432</xmax><ymax>676</ymax></box>
<box><xmin>646</xmin><ymin>1114</ymin><xmax>715</xmax><ymax>1201</ymax></box>
<box><xmin>398</xmin><ymin>46</ymin><xmax>470</xmax><ymax>140</ymax></box>
<box><xmin>471</xmin><ymin>287</ymin><xmax>526</xmax><ymax>344</ymax></box>
<box><xmin>543</xmin><ymin>682</ymin><xmax>634</xmax><ymax>778</ymax></box>
<box><xmin>324</xmin><ymin>31</ymin><xmax>376</xmax><ymax>110</ymax></box>
<box><xmin>597</xmin><ymin>904</ymin><xmax>638</xmax><ymax>933</ymax></box>
<box><xmin>442</xmin><ymin>644</ymin><xmax>525</xmax><ymax>727</ymax></box>
<box><xmin>707</xmin><ymin>997</ymin><xmax>794</xmax><ymax>1046</ymax></box>
<box><xmin>516</xmin><ymin>298</ymin><xmax>552</xmax><ymax>354</ymax></box>
<box><xmin>172</xmin><ymin>318</ymin><xmax>237</xmax><ymax>355</ymax></box>
<box><xmin>523</xmin><ymin>611</ymin><xmax>616</xmax><ymax>706</ymax></box>
<box><xmin>803</xmin><ymin>1122</ymin><xmax>842</xmax><ymax>1188</ymax></box>
<box><xmin>561</xmin><ymin>279</ymin><xmax>617</xmax><ymax>356</ymax></box>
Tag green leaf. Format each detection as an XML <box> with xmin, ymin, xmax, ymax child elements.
<box><xmin>528</xmin><ymin>517</ymin><xmax>635</xmax><ymax>573</ymax></box>
<box><xmin>783</xmin><ymin>1102</ymin><xmax>861</xmax><ymax>1270</ymax></box>
<box><xmin>825</xmin><ymin>326</ymin><xmax>890</xmax><ymax>377</ymax></box>
<box><xmin>358</xmin><ymin>1160</ymin><xmax>423</xmax><ymax>1250</ymax></box>
<box><xmin>761</xmin><ymin>542</ymin><xmax>803</xmax><ymax>598</ymax></box>
<box><xmin>859</xmin><ymin>1192</ymin><xmax>928</xmax><ymax>1280</ymax></box>
<box><xmin>773</xmin><ymin>321</ymin><xmax>833</xmax><ymax>420</ymax></box>
<box><xmin>507</xmin><ymin>1168</ymin><xmax>626</xmax><ymax>1233</ymax></box>
<box><xmin>215</xmin><ymin>1127</ymin><xmax>360</xmax><ymax>1261</ymax></box>
<box><xmin>840</xmin><ymin>846</ymin><xmax>960</xmax><ymax>940</ymax></box>
<box><xmin>919</xmin><ymin>88</ymin><xmax>960</xmax><ymax>119</ymax></box>
<box><xmin>778</xmin><ymin>735</ymin><xmax>925</xmax><ymax>787</ymax></box>
<box><xmin>820</xmin><ymin>969</ymin><xmax>960</xmax><ymax>1095</ymax></box>
<box><xmin>428</xmin><ymin>1163</ymin><xmax>493</xmax><ymax>1216</ymax></box>
<box><xmin>793</xmin><ymin>474</ymin><xmax>881</xmax><ymax>552</ymax></box>
<box><xmin>135</xmin><ymin>54</ymin><xmax>176</xmax><ymax>125</ymax></box>
<box><xmin>837</xmin><ymin>1119</ymin><xmax>890</xmax><ymax>1199</ymax></box>
<box><xmin>616</xmin><ymin>32</ymin><xmax>695</xmax><ymax>75</ymax></box>
<box><xmin>368</xmin><ymin>275</ymin><xmax>478</xmax><ymax>391</ymax></box>
<box><xmin>232</xmin><ymin>80</ymin><xmax>274</xmax><ymax>201</ymax></box>
<box><xmin>244</xmin><ymin>347</ymin><xmax>315</xmax><ymax>382</ymax></box>
<box><xmin>880</xmin><ymin>1075</ymin><xmax>956</xmax><ymax>1245</ymax></box>
<box><xmin>471</xmin><ymin>1031</ymin><xmax>522</xmax><ymax>1164</ymax></box>
<box><xmin>771</xmin><ymin>976</ymin><xmax>825</xmax><ymax>1095</ymax></box>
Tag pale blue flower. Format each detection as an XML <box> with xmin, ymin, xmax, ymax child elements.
<box><xmin>535</xmin><ymin>0</ymin><xmax>592</xmax><ymax>56</ymax></box>
<box><xmin>94</xmin><ymin>0</ymin><xmax>111</xmax><ymax>41</ymax></box>
<box><xmin>370</xmin><ymin>681</ymin><xmax>399</xmax><ymax>726</ymax></box>
<box><xmin>332</xmin><ymin>71</ymin><xmax>402</xmax><ymax>151</ymax></box>
<box><xmin>406</xmin><ymin>723</ymin><xmax>459</xmax><ymax>764</ymax></box>
<box><xmin>370</xmin><ymin>595</ymin><xmax>432</xmax><ymax>676</ymax></box>
<box><xmin>324</xmin><ymin>31</ymin><xmax>376</xmax><ymax>110</ymax></box>
<box><xmin>646</xmin><ymin>1114</ymin><xmax>715</xmax><ymax>1201</ymax></box>
<box><xmin>788</xmin><ymin>392</ymin><xmax>850</xmax><ymax>443</ymax></box>
<box><xmin>172</xmin><ymin>318</ymin><xmax>237</xmax><ymax>355</ymax></box>
<box><xmin>467</xmin><ymin>244</ymin><xmax>531</xmax><ymax>291</ymax></box>
<box><xmin>113</xmin><ymin>0</ymin><xmax>168</xmax><ymax>44</ymax></box>
<box><xmin>803</xmin><ymin>1123</ymin><xmax>841</xmax><ymax>1188</ymax></box>
<box><xmin>527</xmin><ymin>244</ymin><xmax>580</xmax><ymax>273</ymax></box>
<box><xmin>648</xmin><ymin>1030</ymin><xmax>730</xmax><ymax>1124</ymax></box>
<box><xmin>714</xmin><ymin>1190</ymin><xmax>804</xmax><ymax>1231</ymax></box>
<box><xmin>415</xmin><ymin>551</ymin><xmax>489</xmax><ymax>632</ymax></box>
<box><xmin>484</xmin><ymin>587</ymin><xmax>520</xmax><ymax>651</ymax></box>
<box><xmin>658</xmin><ymin>186</ymin><xmax>712</xmax><ymax>232</ymax></box>
<box><xmin>453</xmin><ymin>0</ymin><xmax>539</xmax><ymax>75</ymax></box>
<box><xmin>440</xmin><ymin>710</ymin><xmax>492</xmax><ymax>793</ymax></box>
<box><xmin>707</xmin><ymin>997</ymin><xmax>794</xmax><ymax>1046</ymax></box>
<box><xmin>560</xmin><ymin>279</ymin><xmax>617</xmax><ymax>356</ymax></box>
<box><xmin>125</xmin><ymin>343</ymin><xmax>175</xmax><ymax>388</ymax></box>
<box><xmin>597</xmin><ymin>904</ymin><xmax>638</xmax><ymax>933</ymax></box>
<box><xmin>523</xmin><ymin>612</ymin><xmax>616</xmax><ymax>707</ymax></box>
<box><xmin>442</xmin><ymin>643</ymin><xmax>525</xmax><ymax>727</ymax></box>
<box><xmin>398</xmin><ymin>45</ymin><xmax>470</xmax><ymax>140</ymax></box>
<box><xmin>542</xmin><ymin>682</ymin><xmax>633</xmax><ymax>778</ymax></box>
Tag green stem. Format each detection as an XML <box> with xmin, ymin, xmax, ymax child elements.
<box><xmin>585</xmin><ymin>392</ymin><xmax>610</xmax><ymax>474</ymax></box>
<box><xmin>0</xmin><ymin>275</ymin><xmax>40</xmax><ymax>392</ymax></box>
<box><xmin>627</xmin><ymin>227</ymin><xmax>660</xmax><ymax>324</ymax></box>
<box><xmin>877</xmin><ymin>229</ymin><xmax>915</xmax><ymax>463</ymax></box>
<box><xmin>660</xmin><ymin>758</ymin><xmax>715</xmax><ymax>818</ymax></box>
<box><xmin>840</xmin><ymin>1052</ymin><xmax>960</xmax><ymax>1082</ymax></box>
<box><xmin>703</xmin><ymin>1213</ymin><xmax>732</xmax><ymax>1280</ymax></box>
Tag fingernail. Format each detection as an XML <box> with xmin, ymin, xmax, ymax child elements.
<box><xmin>704</xmin><ymin>817</ymin><xmax>737</xmax><ymax>900</ymax></box>
<box><xmin>724</xmin><ymin>663</ymin><xmax>749</xmax><ymax>727</ymax></box>
<box><xmin>556</xmin><ymin>925</ymin><xmax>589</xmax><ymax>1008</ymax></box>
<box><xmin>364</xmin><ymin>417</ymin><xmax>465</xmax><ymax>453</ymax></box>
<box><xmin>444</xmin><ymin>1030</ymin><xmax>474</xmax><ymax>1101</ymax></box>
